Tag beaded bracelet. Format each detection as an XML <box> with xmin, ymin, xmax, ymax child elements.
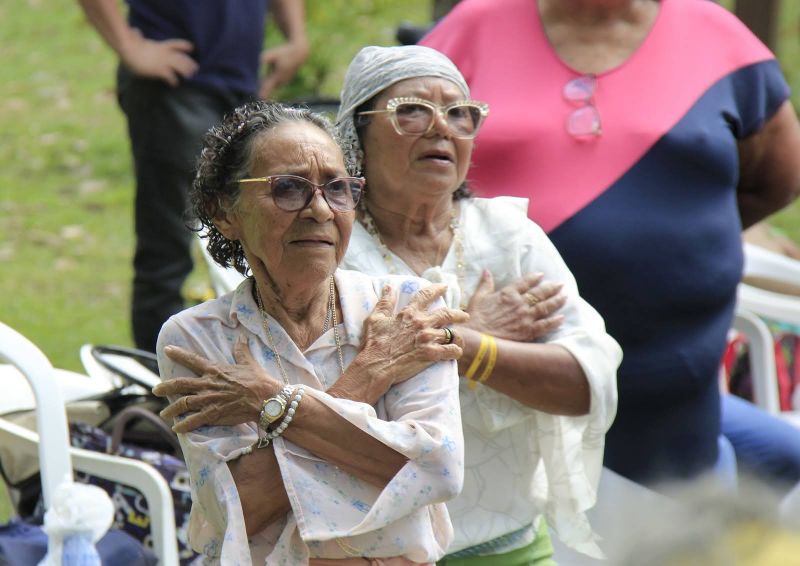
<box><xmin>241</xmin><ymin>385</ymin><xmax>306</xmax><ymax>456</ymax></box>
<box><xmin>256</xmin><ymin>385</ymin><xmax>305</xmax><ymax>449</ymax></box>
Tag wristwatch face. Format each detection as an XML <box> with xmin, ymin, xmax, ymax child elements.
<box><xmin>264</xmin><ymin>398</ymin><xmax>285</xmax><ymax>421</ymax></box>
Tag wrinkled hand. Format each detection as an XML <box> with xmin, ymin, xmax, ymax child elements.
<box><xmin>353</xmin><ymin>284</ymin><xmax>470</xmax><ymax>390</ymax></box>
<box><xmin>119</xmin><ymin>29</ymin><xmax>198</xmax><ymax>86</ymax></box>
<box><xmin>152</xmin><ymin>338</ymin><xmax>281</xmax><ymax>433</ymax></box>
<box><xmin>258</xmin><ymin>41</ymin><xmax>309</xmax><ymax>99</ymax></box>
<box><xmin>462</xmin><ymin>271</ymin><xmax>566</xmax><ymax>341</ymax></box>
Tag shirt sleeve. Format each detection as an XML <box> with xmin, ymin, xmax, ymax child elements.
<box><xmin>156</xmin><ymin>317</ymin><xmax>258</xmax><ymax>563</ymax></box>
<box><xmin>730</xmin><ymin>59</ymin><xmax>790</xmax><ymax>138</ymax></box>
<box><xmin>519</xmin><ymin>218</ymin><xmax>621</xmax><ymax>555</ymax></box>
<box><xmin>462</xmin><ymin>199</ymin><xmax>621</xmax><ymax>556</ymax></box>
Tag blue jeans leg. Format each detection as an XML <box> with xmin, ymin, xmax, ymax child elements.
<box><xmin>722</xmin><ymin>393</ymin><xmax>800</xmax><ymax>494</ymax></box>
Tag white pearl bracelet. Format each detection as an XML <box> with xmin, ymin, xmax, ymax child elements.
<box><xmin>255</xmin><ymin>385</ymin><xmax>305</xmax><ymax>449</ymax></box>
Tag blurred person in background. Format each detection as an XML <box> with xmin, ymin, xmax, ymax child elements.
<box><xmin>77</xmin><ymin>0</ymin><xmax>309</xmax><ymax>353</ymax></box>
<box><xmin>422</xmin><ymin>0</ymin><xmax>800</xmax><ymax>492</ymax></box>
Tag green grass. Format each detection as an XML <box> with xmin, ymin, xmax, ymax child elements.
<box><xmin>1</xmin><ymin>0</ymin><xmax>799</xmax><ymax>378</ymax></box>
<box><xmin>1</xmin><ymin>2</ymin><xmax>134</xmax><ymax>372</ymax></box>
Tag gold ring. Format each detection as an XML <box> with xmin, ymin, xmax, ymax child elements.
<box><xmin>525</xmin><ymin>293</ymin><xmax>540</xmax><ymax>307</ymax></box>
<box><xmin>442</xmin><ymin>327</ymin><xmax>455</xmax><ymax>345</ymax></box>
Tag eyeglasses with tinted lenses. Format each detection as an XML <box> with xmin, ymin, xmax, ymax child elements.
<box><xmin>358</xmin><ymin>97</ymin><xmax>489</xmax><ymax>139</ymax></box>
<box><xmin>236</xmin><ymin>175</ymin><xmax>364</xmax><ymax>212</ymax></box>
<box><xmin>563</xmin><ymin>75</ymin><xmax>602</xmax><ymax>139</ymax></box>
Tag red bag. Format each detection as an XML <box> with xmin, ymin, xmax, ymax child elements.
<box><xmin>725</xmin><ymin>328</ymin><xmax>800</xmax><ymax>411</ymax></box>
<box><xmin>774</xmin><ymin>332</ymin><xmax>800</xmax><ymax>411</ymax></box>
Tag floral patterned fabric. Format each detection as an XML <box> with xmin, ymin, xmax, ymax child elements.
<box><xmin>343</xmin><ymin>197</ymin><xmax>621</xmax><ymax>557</ymax></box>
<box><xmin>156</xmin><ymin>270</ymin><xmax>464</xmax><ymax>565</ymax></box>
<box><xmin>68</xmin><ymin>421</ymin><xmax>197</xmax><ymax>564</ymax></box>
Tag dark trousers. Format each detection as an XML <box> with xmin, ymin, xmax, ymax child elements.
<box><xmin>117</xmin><ymin>67</ymin><xmax>250</xmax><ymax>352</ymax></box>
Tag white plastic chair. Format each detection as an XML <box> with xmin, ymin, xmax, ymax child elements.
<box><xmin>731</xmin><ymin>309</ymin><xmax>781</xmax><ymax>414</ymax></box>
<box><xmin>731</xmin><ymin>243</ymin><xmax>800</xmax><ymax>422</ymax></box>
<box><xmin>0</xmin><ymin>321</ymin><xmax>179</xmax><ymax>565</ymax></box>
<box><xmin>196</xmin><ymin>234</ymin><xmax>245</xmax><ymax>297</ymax></box>
<box><xmin>743</xmin><ymin>242</ymin><xmax>800</xmax><ymax>296</ymax></box>
<box><xmin>0</xmin><ymin>322</ymin><xmax>73</xmax><ymax>509</ymax></box>
<box><xmin>79</xmin><ymin>343</ymin><xmax>161</xmax><ymax>390</ymax></box>
<box><xmin>0</xmin><ymin>364</ymin><xmax>113</xmax><ymax>418</ymax></box>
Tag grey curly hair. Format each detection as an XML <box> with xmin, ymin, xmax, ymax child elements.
<box><xmin>190</xmin><ymin>100</ymin><xmax>338</xmax><ymax>276</ymax></box>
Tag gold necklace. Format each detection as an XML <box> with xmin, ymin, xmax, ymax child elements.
<box><xmin>253</xmin><ymin>276</ymin><xmax>345</xmax><ymax>382</ymax></box>
<box><xmin>254</xmin><ymin>278</ymin><xmax>356</xmax><ymax>558</ymax></box>
<box><xmin>360</xmin><ymin>204</ymin><xmax>466</xmax><ymax>308</ymax></box>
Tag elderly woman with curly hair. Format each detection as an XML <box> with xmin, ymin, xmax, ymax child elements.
<box><xmin>152</xmin><ymin>101</ymin><xmax>470</xmax><ymax>565</ymax></box>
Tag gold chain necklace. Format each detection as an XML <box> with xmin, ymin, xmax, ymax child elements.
<box><xmin>254</xmin><ymin>277</ymin><xmax>355</xmax><ymax>558</ymax></box>
<box><xmin>253</xmin><ymin>276</ymin><xmax>345</xmax><ymax>382</ymax></box>
<box><xmin>360</xmin><ymin>204</ymin><xmax>466</xmax><ymax>308</ymax></box>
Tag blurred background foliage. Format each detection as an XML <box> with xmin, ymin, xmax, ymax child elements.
<box><xmin>270</xmin><ymin>1</ymin><xmax>430</xmax><ymax>100</ymax></box>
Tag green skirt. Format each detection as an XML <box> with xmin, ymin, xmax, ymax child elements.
<box><xmin>437</xmin><ymin>519</ymin><xmax>557</xmax><ymax>566</ymax></box>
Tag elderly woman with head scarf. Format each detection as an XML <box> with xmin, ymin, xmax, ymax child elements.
<box><xmin>151</xmin><ymin>101</ymin><xmax>470</xmax><ymax>565</ymax></box>
<box><xmin>336</xmin><ymin>45</ymin><xmax>622</xmax><ymax>565</ymax></box>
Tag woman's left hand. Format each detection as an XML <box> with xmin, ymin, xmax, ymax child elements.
<box><xmin>461</xmin><ymin>271</ymin><xmax>566</xmax><ymax>341</ymax></box>
<box><xmin>152</xmin><ymin>338</ymin><xmax>282</xmax><ymax>433</ymax></box>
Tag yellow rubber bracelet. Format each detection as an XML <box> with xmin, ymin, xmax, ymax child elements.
<box><xmin>477</xmin><ymin>335</ymin><xmax>498</xmax><ymax>384</ymax></box>
<box><xmin>465</xmin><ymin>333</ymin><xmax>490</xmax><ymax>389</ymax></box>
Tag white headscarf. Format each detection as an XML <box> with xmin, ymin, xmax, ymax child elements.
<box><xmin>335</xmin><ymin>45</ymin><xmax>470</xmax><ymax>175</ymax></box>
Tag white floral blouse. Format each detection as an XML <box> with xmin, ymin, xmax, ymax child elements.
<box><xmin>343</xmin><ymin>197</ymin><xmax>622</xmax><ymax>557</ymax></box>
<box><xmin>156</xmin><ymin>269</ymin><xmax>464</xmax><ymax>565</ymax></box>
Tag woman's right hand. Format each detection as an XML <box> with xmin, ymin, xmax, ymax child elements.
<box><xmin>329</xmin><ymin>283</ymin><xmax>469</xmax><ymax>403</ymax></box>
<box><xmin>152</xmin><ymin>338</ymin><xmax>282</xmax><ymax>433</ymax></box>
<box><xmin>462</xmin><ymin>271</ymin><xmax>566</xmax><ymax>341</ymax></box>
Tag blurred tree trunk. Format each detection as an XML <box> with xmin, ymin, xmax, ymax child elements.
<box><xmin>433</xmin><ymin>0</ymin><xmax>460</xmax><ymax>20</ymax></box>
<box><xmin>734</xmin><ymin>0</ymin><xmax>781</xmax><ymax>50</ymax></box>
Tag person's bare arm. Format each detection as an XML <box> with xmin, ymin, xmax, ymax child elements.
<box><xmin>451</xmin><ymin>270</ymin><xmax>589</xmax><ymax>416</ymax></box>
<box><xmin>259</xmin><ymin>0</ymin><xmax>310</xmax><ymax>98</ymax></box>
<box><xmin>154</xmin><ymin>285</ymin><xmax>467</xmax><ymax>425</ymax></box>
<box><xmin>228</xmin><ymin>393</ymin><xmax>409</xmax><ymax>536</ymax></box>
<box><xmin>157</xmin><ymin>342</ymin><xmax>409</xmax><ymax>473</ymax></box>
<box><xmin>456</xmin><ymin>329</ymin><xmax>590</xmax><ymax>415</ymax></box>
<box><xmin>77</xmin><ymin>0</ymin><xmax>133</xmax><ymax>55</ymax></box>
<box><xmin>228</xmin><ymin>447</ymin><xmax>290</xmax><ymax>536</ymax></box>
<box><xmin>77</xmin><ymin>0</ymin><xmax>198</xmax><ymax>85</ymax></box>
<box><xmin>737</xmin><ymin>100</ymin><xmax>800</xmax><ymax>228</ymax></box>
